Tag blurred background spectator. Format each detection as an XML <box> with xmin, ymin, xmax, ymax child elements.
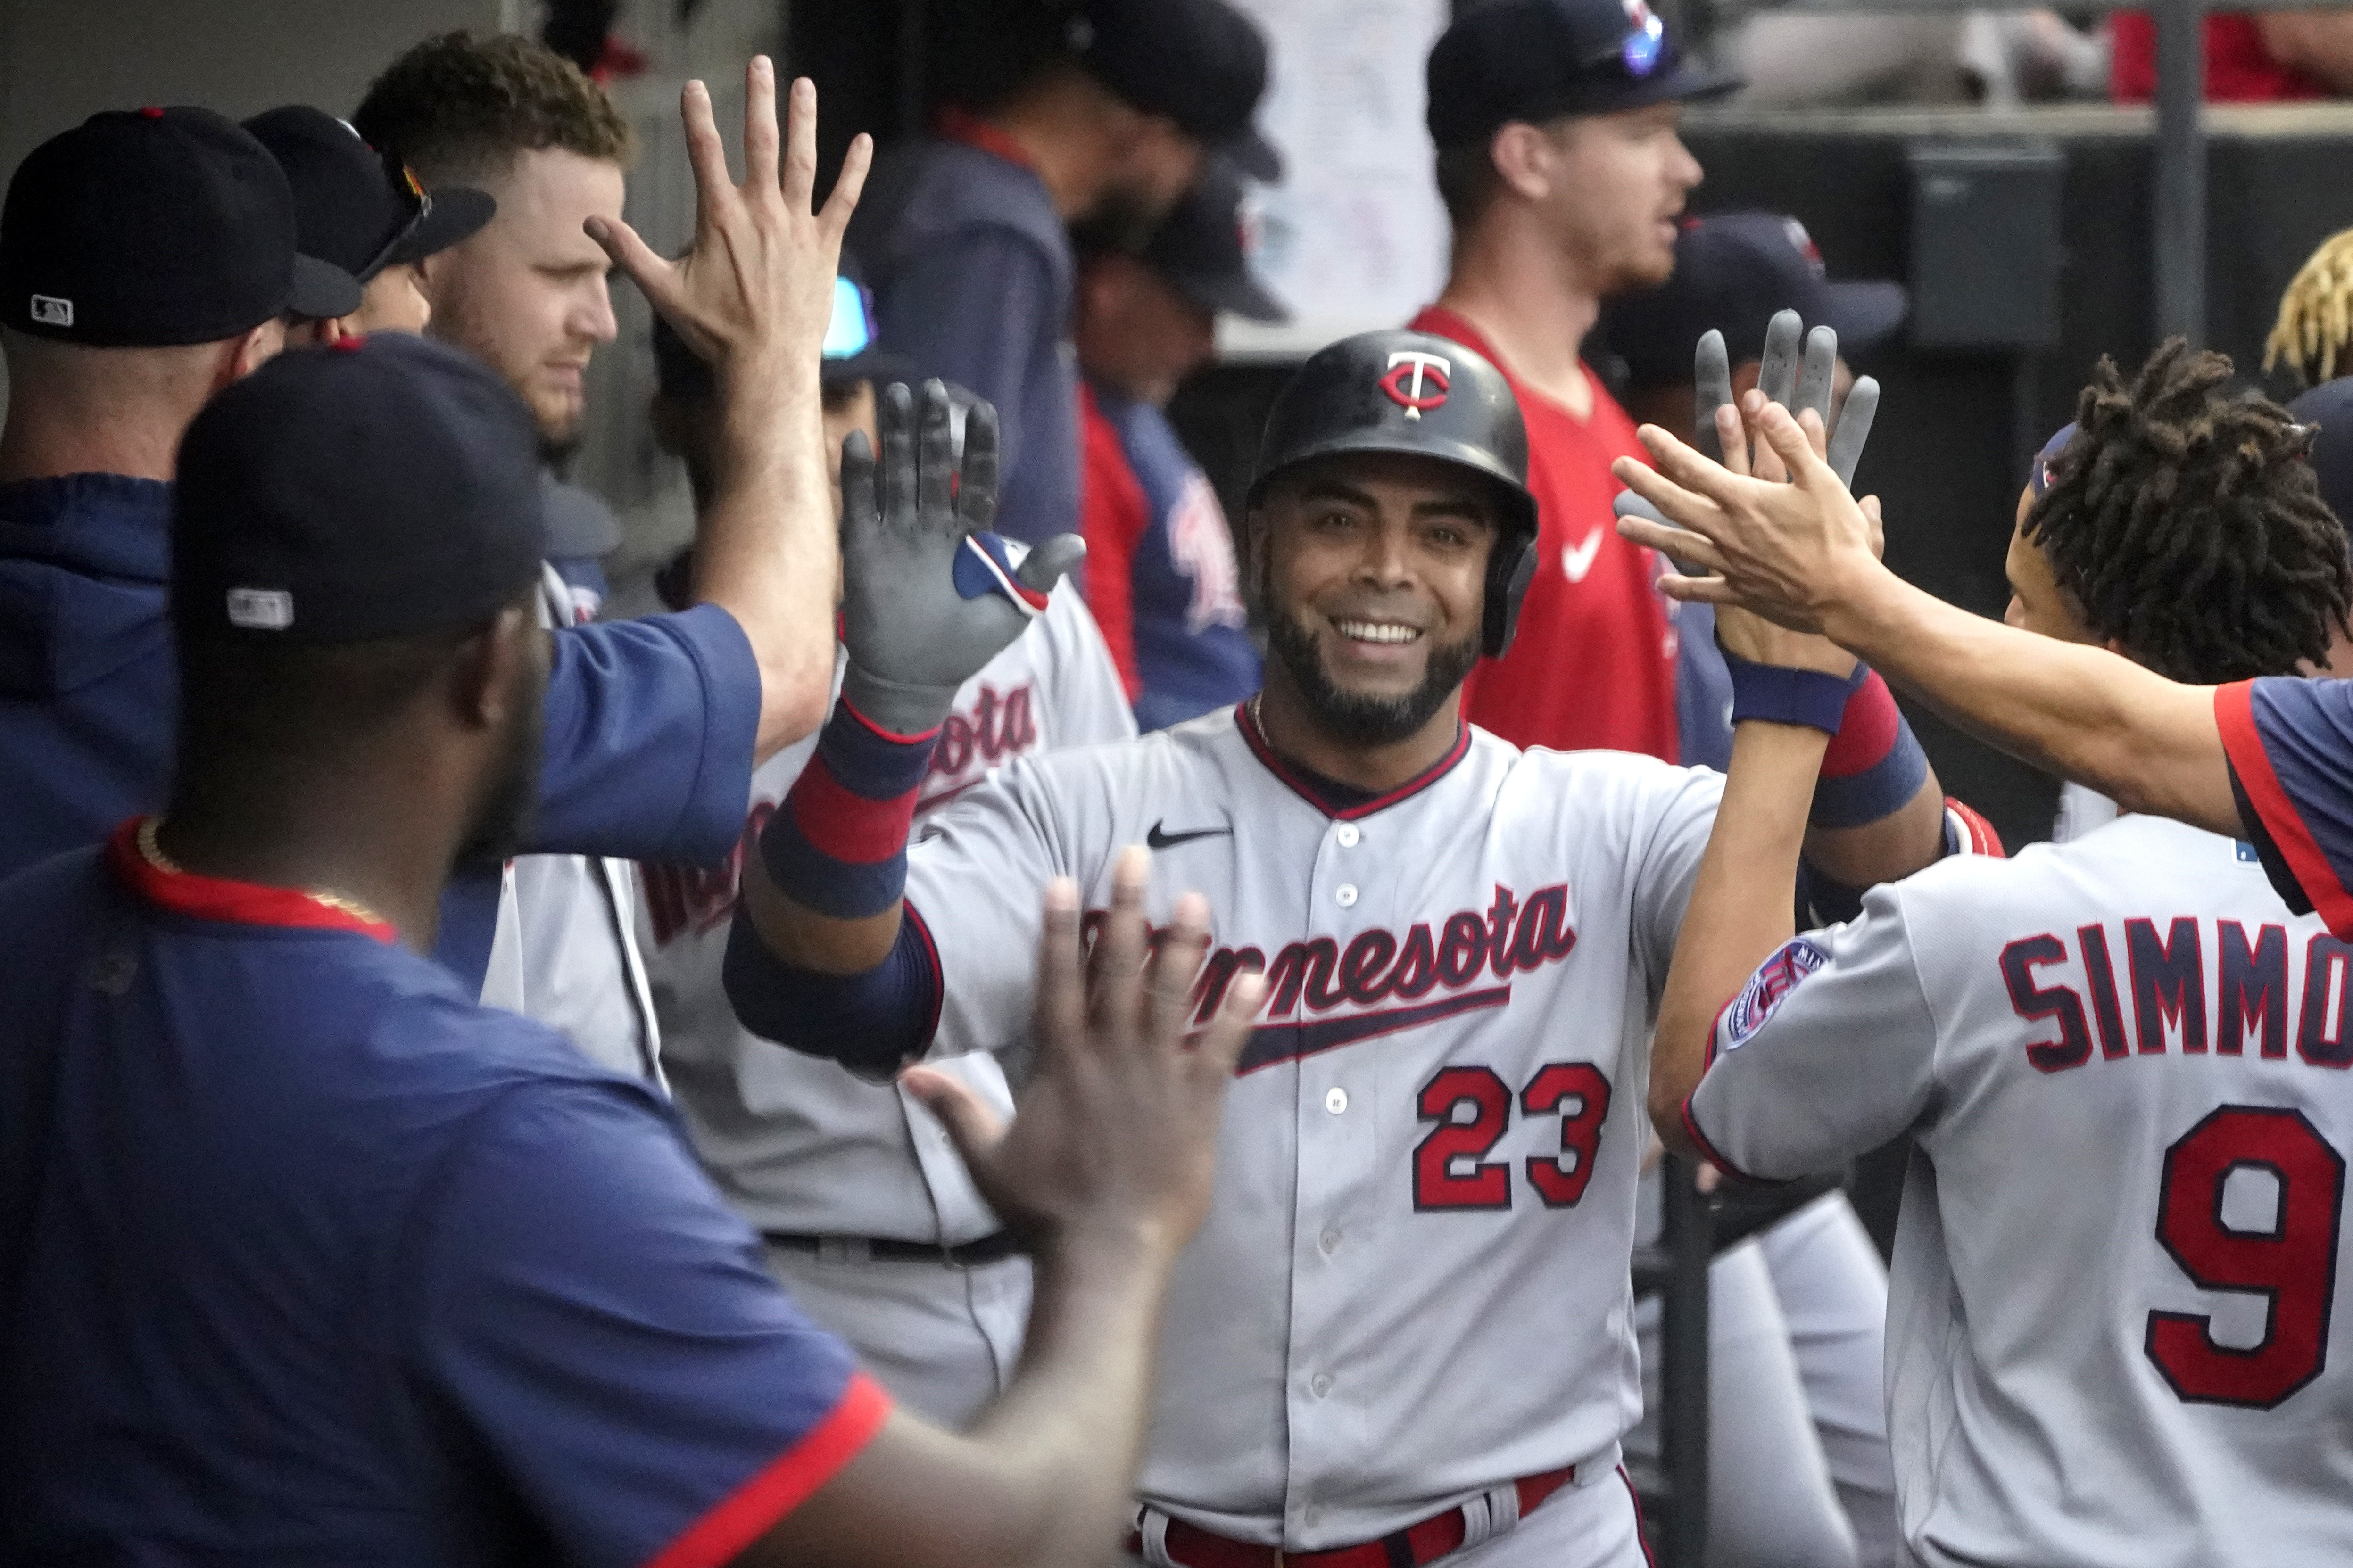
<box><xmin>1074</xmin><ymin>158</ymin><xmax>1277</xmax><ymax>731</ymax></box>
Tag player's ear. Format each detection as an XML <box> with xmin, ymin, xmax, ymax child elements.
<box><xmin>1489</xmin><ymin>122</ymin><xmax>1553</xmax><ymax>202</ymax></box>
<box><xmin>1243</xmin><ymin>504</ymin><xmax>1273</xmax><ymax>617</ymax></box>
<box><xmin>455</xmin><ymin>596</ymin><xmax>540</xmax><ymax>732</ymax></box>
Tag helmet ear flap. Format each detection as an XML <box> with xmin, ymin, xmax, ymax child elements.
<box><xmin>1483</xmin><ymin>533</ymin><xmax>1539</xmax><ymax>658</ymax></box>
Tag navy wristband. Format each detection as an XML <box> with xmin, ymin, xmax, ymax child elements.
<box><xmin>1719</xmin><ymin>644</ymin><xmax>1864</xmax><ymax>736</ymax></box>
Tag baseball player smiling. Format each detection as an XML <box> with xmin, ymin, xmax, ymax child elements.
<box><xmin>721</xmin><ymin>330</ymin><xmax>1953</xmax><ymax>1567</ymax></box>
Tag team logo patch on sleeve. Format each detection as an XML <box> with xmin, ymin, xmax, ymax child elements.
<box><xmin>1721</xmin><ymin>937</ymin><xmax>1830</xmax><ymax>1051</ymax></box>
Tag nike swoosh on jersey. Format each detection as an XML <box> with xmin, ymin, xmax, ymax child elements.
<box><xmin>1561</xmin><ymin>528</ymin><xmax>1605</xmax><ymax>584</ymax></box>
<box><xmin>1147</xmin><ymin>820</ymin><xmax>1234</xmax><ymax>850</ymax></box>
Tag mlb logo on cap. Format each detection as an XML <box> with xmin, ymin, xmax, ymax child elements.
<box><xmin>29</xmin><ymin>293</ymin><xmax>71</xmax><ymax>327</ymax></box>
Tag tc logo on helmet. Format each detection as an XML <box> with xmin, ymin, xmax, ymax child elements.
<box><xmin>1379</xmin><ymin>350</ymin><xmax>1451</xmax><ymax>420</ymax></box>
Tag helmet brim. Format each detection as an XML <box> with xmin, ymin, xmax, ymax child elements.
<box><xmin>1245</xmin><ymin>427</ymin><xmax>1540</xmax><ymax>547</ymax></box>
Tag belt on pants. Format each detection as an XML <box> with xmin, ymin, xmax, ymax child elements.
<box><xmin>761</xmin><ymin>1229</ymin><xmax>1023</xmax><ymax>1267</ymax></box>
<box><xmin>1127</xmin><ymin>1465</ymin><xmax>1577</xmax><ymax>1568</ymax></box>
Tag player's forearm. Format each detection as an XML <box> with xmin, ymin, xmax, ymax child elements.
<box><xmin>1653</xmin><ymin>722</ymin><xmax>1824</xmax><ymax>1151</ymax></box>
<box><xmin>1822</xmin><ymin>570</ymin><xmax>2240</xmax><ymax>836</ymax></box>
<box><xmin>692</xmin><ymin>355</ymin><xmax>839</xmax><ymax>761</ymax></box>
<box><xmin>957</xmin><ymin>1222</ymin><xmax>1180</xmax><ymax>1562</ymax></box>
<box><xmin>1801</xmin><ymin>773</ymin><xmax>1943</xmax><ymax>890</ymax></box>
<box><xmin>742</xmin><ymin>853</ymin><xmax>904</xmax><ymax>974</ymax></box>
<box><xmin>740</xmin><ymin>695</ymin><xmax>936</xmax><ymax>977</ymax></box>
<box><xmin>752</xmin><ymin>1224</ymin><xmax>1180</xmax><ymax>1568</ymax></box>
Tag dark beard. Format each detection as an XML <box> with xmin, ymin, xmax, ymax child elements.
<box><xmin>1267</xmin><ymin>607</ymin><xmax>1481</xmax><ymax>747</ymax></box>
<box><xmin>452</xmin><ymin>686</ymin><xmax>546</xmax><ymax>877</ymax></box>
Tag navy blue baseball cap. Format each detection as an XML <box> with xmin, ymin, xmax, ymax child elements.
<box><xmin>0</xmin><ymin>106</ymin><xmax>360</xmax><ymax>345</ymax></box>
<box><xmin>1601</xmin><ymin>211</ymin><xmax>1907</xmax><ymax>393</ymax></box>
<box><xmin>1143</xmin><ymin>159</ymin><xmax>1286</xmax><ymax>323</ymax></box>
<box><xmin>2290</xmin><ymin>379</ymin><xmax>2353</xmax><ymax>527</ymax></box>
<box><xmin>1073</xmin><ymin>0</ymin><xmax>1282</xmax><ymax>180</ymax></box>
<box><xmin>243</xmin><ymin>106</ymin><xmax>495</xmax><ymax>285</ymax></box>
<box><xmin>1427</xmin><ymin>0</ymin><xmax>1740</xmax><ymax>149</ymax></box>
<box><xmin>173</xmin><ymin>333</ymin><xmax>545</xmax><ymax>643</ymax></box>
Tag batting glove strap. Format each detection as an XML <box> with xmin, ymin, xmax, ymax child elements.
<box><xmin>759</xmin><ymin>700</ymin><xmax>939</xmax><ymax>920</ymax></box>
<box><xmin>1810</xmin><ymin>670</ymin><xmax>1930</xmax><ymax>830</ymax></box>
<box><xmin>1721</xmin><ymin>646</ymin><xmax>1864</xmax><ymax>736</ymax></box>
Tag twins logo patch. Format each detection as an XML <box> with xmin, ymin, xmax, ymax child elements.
<box><xmin>1380</xmin><ymin>350</ymin><xmax>1451</xmax><ymax>420</ymax></box>
<box><xmin>1721</xmin><ymin>937</ymin><xmax>1829</xmax><ymax>1050</ymax></box>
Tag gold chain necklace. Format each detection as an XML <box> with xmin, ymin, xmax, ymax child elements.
<box><xmin>137</xmin><ymin>817</ymin><xmax>391</xmax><ymax>929</ymax></box>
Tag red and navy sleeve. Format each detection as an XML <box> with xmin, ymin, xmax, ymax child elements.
<box><xmin>402</xmin><ymin>1074</ymin><xmax>892</xmax><ymax>1568</ymax></box>
<box><xmin>2215</xmin><ymin>679</ymin><xmax>2353</xmax><ymax>937</ymax></box>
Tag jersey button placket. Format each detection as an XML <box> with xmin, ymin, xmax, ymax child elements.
<box><xmin>1288</xmin><ymin>817</ymin><xmax>1378</xmax><ymax>1527</ymax></box>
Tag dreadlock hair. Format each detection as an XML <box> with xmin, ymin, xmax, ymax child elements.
<box><xmin>2027</xmin><ymin>338</ymin><xmax>2352</xmax><ymax>685</ymax></box>
<box><xmin>2266</xmin><ymin>225</ymin><xmax>2353</xmax><ymax>387</ymax></box>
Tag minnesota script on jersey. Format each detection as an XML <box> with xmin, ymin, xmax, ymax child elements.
<box><xmin>1689</xmin><ymin>814</ymin><xmax>2353</xmax><ymax>1568</ymax></box>
<box><xmin>899</xmin><ymin>703</ymin><xmax>1722</xmax><ymax>1546</ymax></box>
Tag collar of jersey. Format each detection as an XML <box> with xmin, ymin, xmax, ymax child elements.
<box><xmin>935</xmin><ymin>106</ymin><xmax>1037</xmax><ymax>172</ymax></box>
<box><xmin>105</xmin><ymin>817</ymin><xmax>399</xmax><ymax>944</ymax></box>
<box><xmin>1236</xmin><ymin>701</ymin><xmax>1472</xmax><ymax>822</ymax></box>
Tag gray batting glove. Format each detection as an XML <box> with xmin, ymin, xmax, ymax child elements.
<box><xmin>837</xmin><ymin>379</ymin><xmax>1086</xmax><ymax>736</ymax></box>
<box><xmin>1616</xmin><ymin>313</ymin><xmax>1881</xmax><ymax>527</ymax></box>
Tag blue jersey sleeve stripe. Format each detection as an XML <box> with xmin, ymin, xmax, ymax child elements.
<box><xmin>642</xmin><ymin>1371</ymin><xmax>892</xmax><ymax>1568</ymax></box>
<box><xmin>2216</xmin><ymin>681</ymin><xmax>2353</xmax><ymax>937</ymax></box>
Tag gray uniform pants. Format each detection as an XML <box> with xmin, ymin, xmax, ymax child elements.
<box><xmin>1626</xmin><ymin>1192</ymin><xmax>1901</xmax><ymax>1568</ymax></box>
<box><xmin>761</xmin><ymin>1241</ymin><xmax>1031</xmax><ymax>1428</ymax></box>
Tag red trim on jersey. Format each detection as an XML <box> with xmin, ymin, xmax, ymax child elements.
<box><xmin>935</xmin><ymin>105</ymin><xmax>1036</xmax><ymax>170</ymax></box>
<box><xmin>643</xmin><ymin>1372</ymin><xmax>891</xmax><ymax>1568</ymax></box>
<box><xmin>1678</xmin><ymin>1094</ymin><xmax>1786</xmax><ymax>1188</ymax></box>
<box><xmin>1079</xmin><ymin>381</ymin><xmax>1148</xmax><ymax>702</ymax></box>
<box><xmin>1235</xmin><ymin>701</ymin><xmax>1471</xmax><ymax>821</ymax></box>
<box><xmin>2215</xmin><ymin>682</ymin><xmax>2353</xmax><ymax>935</ymax></box>
<box><xmin>1618</xmin><ymin>1465</ymin><xmax>1657</xmax><ymax>1568</ymax></box>
<box><xmin>106</xmin><ymin>817</ymin><xmax>398</xmax><ymax>944</ymax></box>
<box><xmin>1702</xmin><ymin>992</ymin><xmax>1738</xmax><ymax>1073</ymax></box>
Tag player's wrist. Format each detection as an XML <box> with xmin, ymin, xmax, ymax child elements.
<box><xmin>1720</xmin><ymin>645</ymin><xmax>1864</xmax><ymax>735</ymax></box>
<box><xmin>1812</xmin><ymin>549</ymin><xmax>1906</xmax><ymax>653</ymax></box>
<box><xmin>757</xmin><ymin>699</ymin><xmax>939</xmax><ymax>920</ymax></box>
<box><xmin>840</xmin><ymin>661</ymin><xmax>960</xmax><ymax>741</ymax></box>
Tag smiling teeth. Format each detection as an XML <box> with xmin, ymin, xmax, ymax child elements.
<box><xmin>1338</xmin><ymin>620</ymin><xmax>1419</xmax><ymax>643</ymax></box>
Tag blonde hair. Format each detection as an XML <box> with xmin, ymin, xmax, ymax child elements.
<box><xmin>2266</xmin><ymin>225</ymin><xmax>2353</xmax><ymax>387</ymax></box>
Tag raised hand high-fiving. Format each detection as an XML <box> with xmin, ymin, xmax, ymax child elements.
<box><xmin>837</xmin><ymin>380</ymin><xmax>1088</xmax><ymax>735</ymax></box>
<box><xmin>1617</xmin><ymin>311</ymin><xmax>1881</xmax><ymax>528</ymax></box>
<box><xmin>586</xmin><ymin>58</ymin><xmax>868</xmax><ymax>388</ymax></box>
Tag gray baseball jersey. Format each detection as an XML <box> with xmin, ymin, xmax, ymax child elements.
<box><xmin>1689</xmin><ymin>813</ymin><xmax>2353</xmax><ymax>1568</ymax></box>
<box><xmin>644</xmin><ymin>580</ymin><xmax>1134</xmax><ymax>1241</ymax></box>
<box><xmin>901</xmin><ymin>704</ymin><xmax>1723</xmax><ymax>1546</ymax></box>
<box><xmin>481</xmin><ymin>563</ymin><xmax>660</xmax><ymax>1081</ymax></box>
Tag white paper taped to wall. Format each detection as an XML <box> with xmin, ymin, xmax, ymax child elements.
<box><xmin>1220</xmin><ymin>0</ymin><xmax>1453</xmax><ymax>359</ymax></box>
